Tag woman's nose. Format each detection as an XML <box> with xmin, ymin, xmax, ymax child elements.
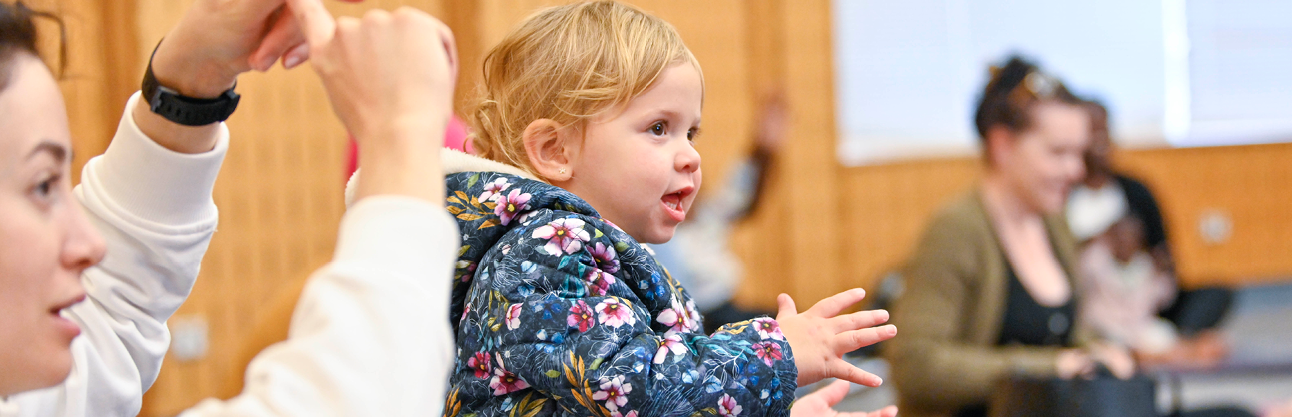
<box><xmin>61</xmin><ymin>204</ymin><xmax>106</xmax><ymax>273</ymax></box>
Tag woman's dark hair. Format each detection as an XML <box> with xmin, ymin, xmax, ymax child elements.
<box><xmin>973</xmin><ymin>55</ymin><xmax>1082</xmax><ymax>141</ymax></box>
<box><xmin>0</xmin><ymin>1</ymin><xmax>65</xmax><ymax>91</ymax></box>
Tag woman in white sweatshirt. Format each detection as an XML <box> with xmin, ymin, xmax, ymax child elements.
<box><xmin>0</xmin><ymin>0</ymin><xmax>461</xmax><ymax>415</ymax></box>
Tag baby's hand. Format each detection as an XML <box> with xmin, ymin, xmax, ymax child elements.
<box><xmin>777</xmin><ymin>288</ymin><xmax>896</xmax><ymax>387</ymax></box>
<box><xmin>791</xmin><ymin>380</ymin><xmax>898</xmax><ymax>417</ymax></box>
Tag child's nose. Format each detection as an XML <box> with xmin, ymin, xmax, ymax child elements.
<box><xmin>676</xmin><ymin>143</ymin><xmax>701</xmax><ymax>173</ymax></box>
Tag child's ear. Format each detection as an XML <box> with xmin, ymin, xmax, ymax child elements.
<box><xmin>523</xmin><ymin>119</ymin><xmax>578</xmax><ymax>181</ymax></box>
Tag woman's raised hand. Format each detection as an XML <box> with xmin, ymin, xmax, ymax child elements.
<box><xmin>287</xmin><ymin>0</ymin><xmax>457</xmax><ymax>203</ymax></box>
<box><xmin>152</xmin><ymin>0</ymin><xmax>314</xmax><ymax>99</ymax></box>
<box><xmin>776</xmin><ymin>289</ymin><xmax>897</xmax><ymax>387</ymax></box>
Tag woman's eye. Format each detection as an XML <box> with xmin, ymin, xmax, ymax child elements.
<box><xmin>31</xmin><ymin>173</ymin><xmax>60</xmax><ymax>202</ymax></box>
<box><xmin>650</xmin><ymin>122</ymin><xmax>666</xmax><ymax>136</ymax></box>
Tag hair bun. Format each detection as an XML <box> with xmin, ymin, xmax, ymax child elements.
<box><xmin>986</xmin><ymin>55</ymin><xmax>1037</xmax><ymax>98</ymax></box>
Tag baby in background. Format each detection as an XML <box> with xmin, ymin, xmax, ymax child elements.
<box><xmin>431</xmin><ymin>1</ymin><xmax>895</xmax><ymax>415</ymax></box>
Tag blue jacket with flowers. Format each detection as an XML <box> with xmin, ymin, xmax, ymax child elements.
<box><xmin>440</xmin><ymin>159</ymin><xmax>797</xmax><ymax>417</ymax></box>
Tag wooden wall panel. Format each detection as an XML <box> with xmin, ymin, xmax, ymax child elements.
<box><xmin>1119</xmin><ymin>143</ymin><xmax>1292</xmax><ymax>287</ymax></box>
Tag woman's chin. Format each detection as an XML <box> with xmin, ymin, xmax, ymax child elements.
<box><xmin>3</xmin><ymin>348</ymin><xmax>74</xmax><ymax>396</ymax></box>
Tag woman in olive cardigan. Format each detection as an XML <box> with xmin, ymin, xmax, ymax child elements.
<box><xmin>885</xmin><ymin>57</ymin><xmax>1133</xmax><ymax>417</ymax></box>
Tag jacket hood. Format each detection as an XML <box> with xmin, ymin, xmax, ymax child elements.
<box><xmin>343</xmin><ymin>149</ymin><xmax>541</xmax><ymax>208</ymax></box>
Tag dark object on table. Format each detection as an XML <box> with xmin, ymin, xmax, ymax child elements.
<box><xmin>989</xmin><ymin>372</ymin><xmax>1157</xmax><ymax>417</ymax></box>
<box><xmin>1161</xmin><ymin>287</ymin><xmax>1235</xmax><ymax>337</ymax></box>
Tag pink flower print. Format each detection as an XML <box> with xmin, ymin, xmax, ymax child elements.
<box><xmin>461</xmin><ymin>303</ymin><xmax>471</xmax><ymax>322</ymax></box>
<box><xmin>591</xmin><ymin>375</ymin><xmax>632</xmax><ymax>412</ymax></box>
<box><xmin>588</xmin><ymin>242</ymin><xmax>621</xmax><ymax>273</ymax></box>
<box><xmin>653</xmin><ymin>332</ymin><xmax>687</xmax><ymax>364</ymax></box>
<box><xmin>596</xmin><ymin>298</ymin><xmax>636</xmax><ymax>328</ymax></box>
<box><xmin>494</xmin><ymin>189</ymin><xmax>532</xmax><ymax>226</ymax></box>
<box><xmin>489</xmin><ymin>363</ymin><xmax>530</xmax><ymax>395</ymax></box>
<box><xmin>505</xmin><ymin>303</ymin><xmax>523</xmax><ymax>330</ymax></box>
<box><xmin>718</xmin><ymin>394</ymin><xmax>742</xmax><ymax>416</ymax></box>
<box><xmin>751</xmin><ymin>318</ymin><xmax>784</xmax><ymax>341</ymax></box>
<box><xmin>479</xmin><ymin>177</ymin><xmax>510</xmax><ymax>202</ymax></box>
<box><xmin>585</xmin><ymin>269</ymin><xmax>616</xmax><ymax>296</ymax></box>
<box><xmin>612</xmin><ymin>412</ymin><xmax>639</xmax><ymax>417</ymax></box>
<box><xmin>467</xmin><ymin>352</ymin><xmax>491</xmax><ymax>379</ymax></box>
<box><xmin>752</xmin><ymin>341</ymin><xmax>783</xmax><ymax>367</ymax></box>
<box><xmin>568</xmin><ymin>300</ymin><xmax>596</xmax><ymax>332</ymax></box>
<box><xmin>454</xmin><ymin>260</ymin><xmax>476</xmax><ymax>283</ymax></box>
<box><xmin>655</xmin><ymin>297</ymin><xmax>693</xmax><ymax>333</ymax></box>
<box><xmin>532</xmin><ymin>218</ymin><xmax>591</xmax><ymax>256</ymax></box>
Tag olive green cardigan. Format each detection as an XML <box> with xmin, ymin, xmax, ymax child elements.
<box><xmin>884</xmin><ymin>190</ymin><xmax>1090</xmax><ymax>417</ymax></box>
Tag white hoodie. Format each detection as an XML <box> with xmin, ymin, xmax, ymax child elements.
<box><xmin>0</xmin><ymin>93</ymin><xmax>458</xmax><ymax>417</ymax></box>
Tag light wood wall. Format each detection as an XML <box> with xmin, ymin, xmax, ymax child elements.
<box><xmin>31</xmin><ymin>0</ymin><xmax>1292</xmax><ymax>414</ymax></box>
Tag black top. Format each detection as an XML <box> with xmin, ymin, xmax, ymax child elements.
<box><xmin>995</xmin><ymin>265</ymin><xmax>1075</xmax><ymax>347</ymax></box>
<box><xmin>955</xmin><ymin>261</ymin><xmax>1075</xmax><ymax>417</ymax></box>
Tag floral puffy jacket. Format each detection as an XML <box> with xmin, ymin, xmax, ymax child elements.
<box><xmin>442</xmin><ymin>170</ymin><xmax>798</xmax><ymax>417</ymax></box>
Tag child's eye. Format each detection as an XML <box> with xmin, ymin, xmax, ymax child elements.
<box><xmin>649</xmin><ymin>122</ymin><xmax>667</xmax><ymax>136</ymax></box>
<box><xmin>687</xmin><ymin>128</ymin><xmax>698</xmax><ymax>141</ymax></box>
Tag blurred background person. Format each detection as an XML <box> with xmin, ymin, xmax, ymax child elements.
<box><xmin>1068</xmin><ymin>100</ymin><xmax>1232</xmax><ymax>371</ymax></box>
<box><xmin>885</xmin><ymin>56</ymin><xmax>1134</xmax><ymax>417</ymax></box>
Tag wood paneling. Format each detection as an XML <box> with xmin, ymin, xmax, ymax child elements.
<box><xmin>1119</xmin><ymin>143</ymin><xmax>1292</xmax><ymax>287</ymax></box>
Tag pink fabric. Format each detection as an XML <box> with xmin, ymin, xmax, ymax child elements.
<box><xmin>344</xmin><ymin>115</ymin><xmax>472</xmax><ymax>178</ymax></box>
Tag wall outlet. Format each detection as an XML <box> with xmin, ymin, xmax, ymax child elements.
<box><xmin>1198</xmin><ymin>209</ymin><xmax>1233</xmax><ymax>245</ymax></box>
<box><xmin>169</xmin><ymin>315</ymin><xmax>208</xmax><ymax>362</ymax></box>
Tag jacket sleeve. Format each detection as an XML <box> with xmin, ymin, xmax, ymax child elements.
<box><xmin>179</xmin><ymin>197</ymin><xmax>459</xmax><ymax>417</ymax></box>
<box><xmin>885</xmin><ymin>209</ymin><xmax>1061</xmax><ymax>413</ymax></box>
<box><xmin>458</xmin><ymin>214</ymin><xmax>798</xmax><ymax>416</ymax></box>
<box><xmin>9</xmin><ymin>92</ymin><xmax>226</xmax><ymax>416</ymax></box>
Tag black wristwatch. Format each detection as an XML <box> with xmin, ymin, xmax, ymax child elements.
<box><xmin>141</xmin><ymin>42</ymin><xmax>240</xmax><ymax>126</ymax></box>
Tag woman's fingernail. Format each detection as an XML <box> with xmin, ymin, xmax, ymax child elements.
<box><xmin>284</xmin><ymin>54</ymin><xmax>304</xmax><ymax>69</ymax></box>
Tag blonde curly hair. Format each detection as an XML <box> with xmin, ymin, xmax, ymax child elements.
<box><xmin>467</xmin><ymin>0</ymin><xmax>701</xmax><ymax>178</ymax></box>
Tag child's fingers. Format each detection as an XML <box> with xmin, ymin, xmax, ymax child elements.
<box><xmin>843</xmin><ymin>406</ymin><xmax>899</xmax><ymax>417</ymax></box>
<box><xmin>813</xmin><ymin>380</ymin><xmax>853</xmax><ymax>407</ymax></box>
<box><xmin>834</xmin><ymin>325</ymin><xmax>897</xmax><ymax>354</ymax></box>
<box><xmin>808</xmin><ymin>288</ymin><xmax>867</xmax><ymax>318</ymax></box>
<box><xmin>831</xmin><ymin>360</ymin><xmax>884</xmax><ymax>388</ymax></box>
<box><xmin>830</xmin><ymin>309</ymin><xmax>889</xmax><ymax>333</ymax></box>
<box><xmin>776</xmin><ymin>293</ymin><xmax>798</xmax><ymax>317</ymax></box>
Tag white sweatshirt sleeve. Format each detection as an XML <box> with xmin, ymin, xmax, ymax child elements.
<box><xmin>6</xmin><ymin>92</ymin><xmax>227</xmax><ymax>417</ymax></box>
<box><xmin>178</xmin><ymin>196</ymin><xmax>458</xmax><ymax>417</ymax></box>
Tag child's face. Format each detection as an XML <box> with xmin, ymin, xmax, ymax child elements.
<box><xmin>561</xmin><ymin>63</ymin><xmax>703</xmax><ymax>244</ymax></box>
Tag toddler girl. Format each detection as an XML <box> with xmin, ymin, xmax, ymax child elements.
<box><xmin>439</xmin><ymin>2</ymin><xmax>893</xmax><ymax>415</ymax></box>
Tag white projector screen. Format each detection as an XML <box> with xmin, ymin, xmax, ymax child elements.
<box><xmin>832</xmin><ymin>0</ymin><xmax>1292</xmax><ymax>166</ymax></box>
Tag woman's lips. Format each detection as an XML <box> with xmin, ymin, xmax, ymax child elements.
<box><xmin>51</xmin><ymin>311</ymin><xmax>81</xmax><ymax>340</ymax></box>
<box><xmin>51</xmin><ymin>294</ymin><xmax>86</xmax><ymax>340</ymax></box>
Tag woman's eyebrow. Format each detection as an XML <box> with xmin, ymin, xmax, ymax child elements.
<box><xmin>26</xmin><ymin>140</ymin><xmax>70</xmax><ymax>163</ymax></box>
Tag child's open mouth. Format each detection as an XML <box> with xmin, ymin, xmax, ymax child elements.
<box><xmin>661</xmin><ymin>186</ymin><xmax>693</xmax><ymax>222</ymax></box>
